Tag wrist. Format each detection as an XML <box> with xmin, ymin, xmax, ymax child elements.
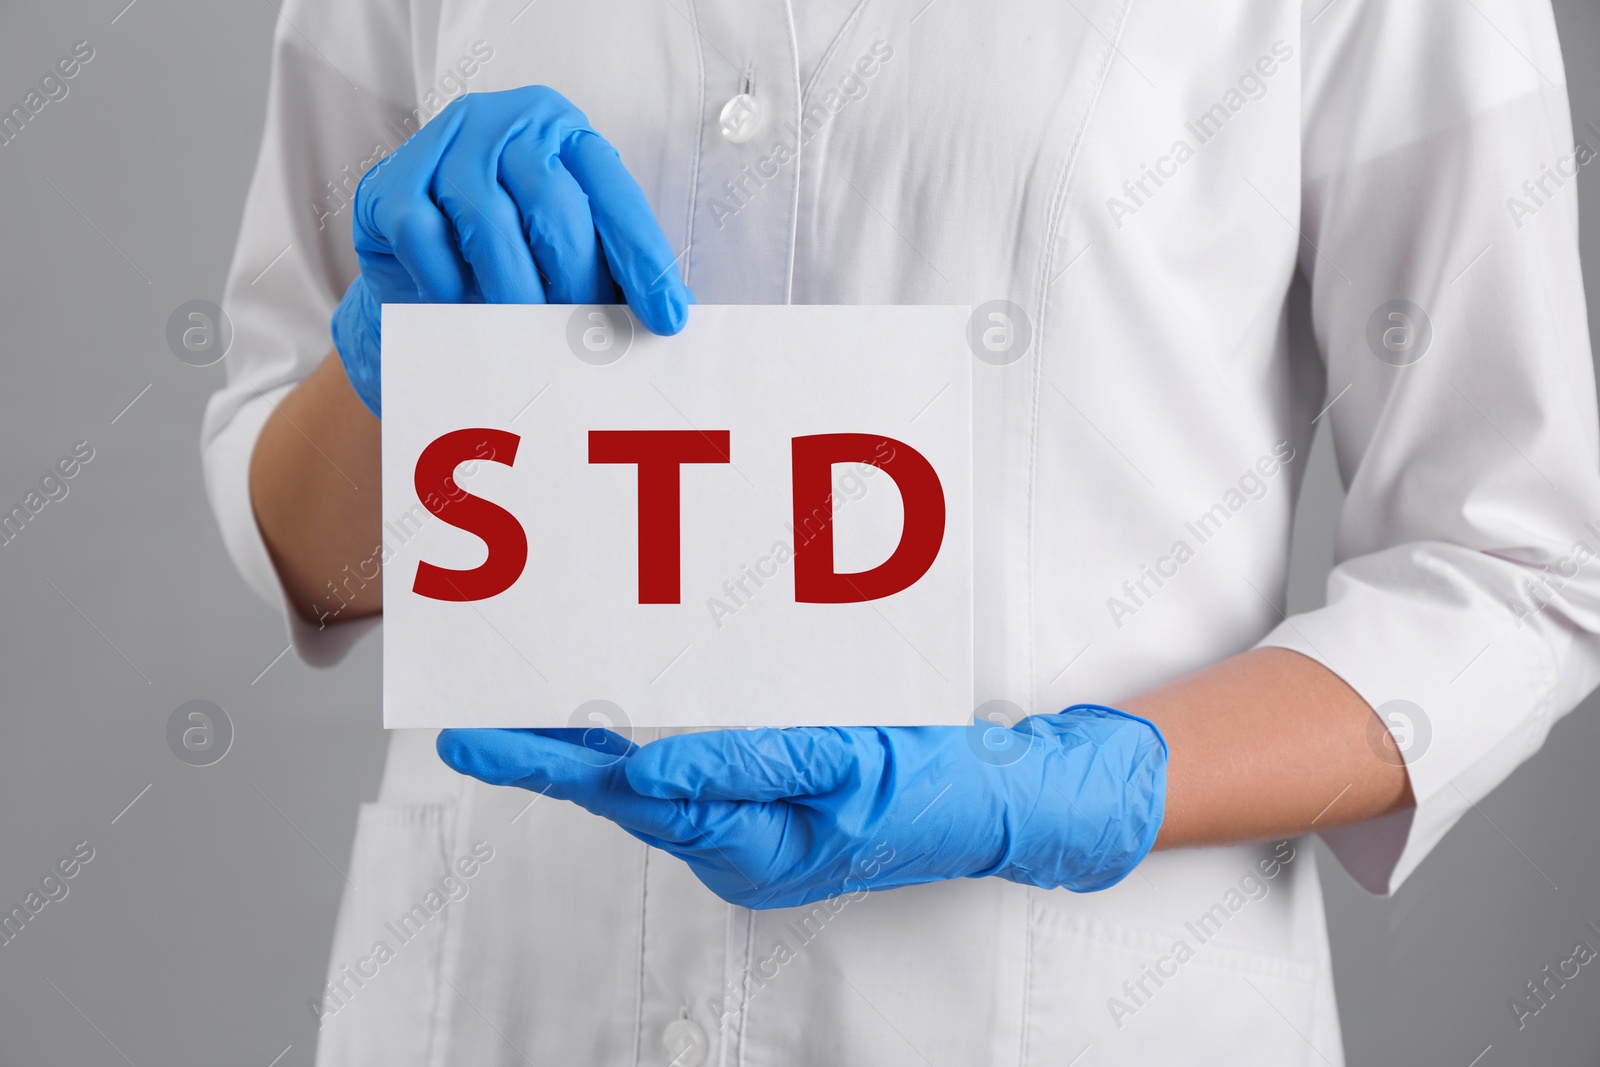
<box><xmin>999</xmin><ymin>704</ymin><xmax>1168</xmax><ymax>893</ymax></box>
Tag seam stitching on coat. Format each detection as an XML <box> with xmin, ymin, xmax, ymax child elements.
<box><xmin>781</xmin><ymin>0</ymin><xmax>803</xmax><ymax>303</ymax></box>
<box><xmin>1019</xmin><ymin>890</ymin><xmax>1036</xmax><ymax>1067</ymax></box>
<box><xmin>426</xmin><ymin>789</ymin><xmax>466</xmax><ymax>1067</ymax></box>
<box><xmin>1021</xmin><ymin>1</ymin><xmax>1133</xmax><ymax>1053</ymax></box>
<box><xmin>737</xmin><ymin>908</ymin><xmax>755</xmax><ymax>1067</ymax></box>
<box><xmin>683</xmin><ymin>0</ymin><xmax>708</xmax><ymax>287</ymax></box>
<box><xmin>799</xmin><ymin>0</ymin><xmax>873</xmax><ymax>105</ymax></box>
<box><xmin>1026</xmin><ymin>0</ymin><xmax>1133</xmax><ymax>712</ymax></box>
<box><xmin>717</xmin><ymin>903</ymin><xmax>735</xmax><ymax>1067</ymax></box>
<box><xmin>633</xmin><ymin>845</ymin><xmax>650</xmax><ymax>1067</ymax></box>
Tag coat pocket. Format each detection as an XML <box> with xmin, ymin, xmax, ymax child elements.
<box><xmin>314</xmin><ymin>802</ymin><xmax>457</xmax><ymax>1067</ymax></box>
<box><xmin>1021</xmin><ymin>908</ymin><xmax>1329</xmax><ymax>1067</ymax></box>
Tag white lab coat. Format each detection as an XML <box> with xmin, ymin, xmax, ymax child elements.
<box><xmin>202</xmin><ymin>0</ymin><xmax>1600</xmax><ymax>1063</ymax></box>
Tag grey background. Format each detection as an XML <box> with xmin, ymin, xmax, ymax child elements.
<box><xmin>0</xmin><ymin>1</ymin><xmax>1597</xmax><ymax>1064</ymax></box>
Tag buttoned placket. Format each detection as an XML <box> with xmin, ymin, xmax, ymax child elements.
<box><xmin>678</xmin><ymin>0</ymin><xmax>804</xmax><ymax>307</ymax></box>
<box><xmin>631</xmin><ymin>13</ymin><xmax>805</xmax><ymax>1067</ymax></box>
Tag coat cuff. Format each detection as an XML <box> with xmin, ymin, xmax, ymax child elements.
<box><xmin>1254</xmin><ymin>547</ymin><xmax>1559</xmax><ymax>894</ymax></box>
<box><xmin>201</xmin><ymin>384</ymin><xmax>378</xmax><ymax>669</ymax></box>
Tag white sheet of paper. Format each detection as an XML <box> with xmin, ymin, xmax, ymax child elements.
<box><xmin>381</xmin><ymin>304</ymin><xmax>971</xmax><ymax>729</ymax></box>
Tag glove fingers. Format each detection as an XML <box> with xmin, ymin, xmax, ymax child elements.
<box><xmin>352</xmin><ymin>246</ymin><xmax>422</xmax><ymax>305</ymax></box>
<box><xmin>501</xmin><ymin>731</ymin><xmax>787</xmax><ymax>897</ymax></box>
<box><xmin>434</xmin><ymin>154</ymin><xmax>548</xmax><ymax>305</ymax></box>
<box><xmin>499</xmin><ymin>139</ymin><xmax>615</xmax><ymax>305</ymax></box>
<box><xmin>625</xmin><ymin>728</ymin><xmax>861</xmax><ymax>801</ymax></box>
<box><xmin>385</xmin><ymin>199</ymin><xmax>474</xmax><ymax>304</ymax></box>
<box><xmin>354</xmin><ymin>128</ymin><xmax>473</xmax><ymax>305</ymax></box>
<box><xmin>523</xmin><ymin>725</ymin><xmax>638</xmax><ymax>764</ymax></box>
<box><xmin>436</xmin><ymin>728</ymin><xmax>698</xmax><ymax>844</ymax></box>
<box><xmin>558</xmin><ymin>129</ymin><xmax>691</xmax><ymax>335</ymax></box>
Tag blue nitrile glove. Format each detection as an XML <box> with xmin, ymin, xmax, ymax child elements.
<box><xmin>436</xmin><ymin>705</ymin><xmax>1167</xmax><ymax>910</ymax></box>
<box><xmin>331</xmin><ymin>85</ymin><xmax>693</xmax><ymax>417</ymax></box>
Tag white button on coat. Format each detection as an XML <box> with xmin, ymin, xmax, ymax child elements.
<box><xmin>662</xmin><ymin>1018</ymin><xmax>709</xmax><ymax>1067</ymax></box>
<box><xmin>718</xmin><ymin>92</ymin><xmax>763</xmax><ymax>143</ymax></box>
<box><xmin>202</xmin><ymin>0</ymin><xmax>1600</xmax><ymax>1063</ymax></box>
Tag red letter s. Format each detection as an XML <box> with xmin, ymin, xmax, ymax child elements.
<box><xmin>412</xmin><ymin>428</ymin><xmax>527</xmax><ymax>602</ymax></box>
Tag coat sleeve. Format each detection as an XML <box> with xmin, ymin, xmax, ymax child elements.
<box><xmin>1256</xmin><ymin>0</ymin><xmax>1600</xmax><ymax>892</ymax></box>
<box><xmin>200</xmin><ymin>0</ymin><xmax>418</xmax><ymax>664</ymax></box>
